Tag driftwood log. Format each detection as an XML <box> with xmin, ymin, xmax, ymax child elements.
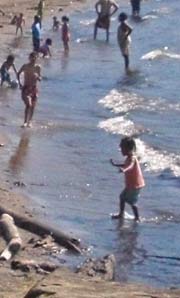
<box><xmin>0</xmin><ymin>213</ymin><xmax>22</xmax><ymax>260</ymax></box>
<box><xmin>76</xmin><ymin>254</ymin><xmax>116</xmax><ymax>281</ymax></box>
<box><xmin>0</xmin><ymin>206</ymin><xmax>82</xmax><ymax>254</ymax></box>
<box><xmin>11</xmin><ymin>259</ymin><xmax>58</xmax><ymax>274</ymax></box>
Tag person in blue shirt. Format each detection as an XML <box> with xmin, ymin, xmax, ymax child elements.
<box><xmin>32</xmin><ymin>15</ymin><xmax>41</xmax><ymax>52</ymax></box>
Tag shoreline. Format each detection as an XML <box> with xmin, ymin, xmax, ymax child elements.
<box><xmin>0</xmin><ymin>0</ymin><xmax>180</xmax><ymax>297</ymax></box>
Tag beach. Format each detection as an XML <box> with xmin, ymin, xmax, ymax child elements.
<box><xmin>0</xmin><ymin>0</ymin><xmax>180</xmax><ymax>297</ymax></box>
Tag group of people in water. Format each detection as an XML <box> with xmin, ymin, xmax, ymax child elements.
<box><xmin>0</xmin><ymin>0</ymin><xmax>144</xmax><ymax>221</ymax></box>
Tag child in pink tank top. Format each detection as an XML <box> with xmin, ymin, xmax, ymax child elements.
<box><xmin>110</xmin><ymin>137</ymin><xmax>145</xmax><ymax>221</ymax></box>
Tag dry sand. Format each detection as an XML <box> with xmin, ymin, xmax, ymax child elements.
<box><xmin>0</xmin><ymin>0</ymin><xmax>180</xmax><ymax>297</ymax></box>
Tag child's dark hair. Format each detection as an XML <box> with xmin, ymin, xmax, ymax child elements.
<box><xmin>118</xmin><ymin>12</ymin><xmax>128</xmax><ymax>22</ymax></box>
<box><xmin>62</xmin><ymin>15</ymin><xmax>69</xmax><ymax>22</ymax></box>
<box><xmin>7</xmin><ymin>55</ymin><xmax>15</xmax><ymax>62</ymax></box>
<box><xmin>46</xmin><ymin>38</ymin><xmax>52</xmax><ymax>45</ymax></box>
<box><xmin>120</xmin><ymin>137</ymin><xmax>136</xmax><ymax>152</ymax></box>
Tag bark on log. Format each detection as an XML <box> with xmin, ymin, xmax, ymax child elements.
<box><xmin>0</xmin><ymin>206</ymin><xmax>82</xmax><ymax>254</ymax></box>
<box><xmin>0</xmin><ymin>213</ymin><xmax>22</xmax><ymax>260</ymax></box>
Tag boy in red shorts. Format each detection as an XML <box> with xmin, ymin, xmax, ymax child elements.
<box><xmin>18</xmin><ymin>52</ymin><xmax>41</xmax><ymax>127</ymax></box>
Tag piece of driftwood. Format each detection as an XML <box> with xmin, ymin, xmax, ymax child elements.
<box><xmin>76</xmin><ymin>254</ymin><xmax>116</xmax><ymax>281</ymax></box>
<box><xmin>0</xmin><ymin>213</ymin><xmax>22</xmax><ymax>260</ymax></box>
<box><xmin>147</xmin><ymin>254</ymin><xmax>180</xmax><ymax>262</ymax></box>
<box><xmin>0</xmin><ymin>206</ymin><xmax>81</xmax><ymax>254</ymax></box>
<box><xmin>0</xmin><ymin>9</ymin><xmax>5</xmax><ymax>16</ymax></box>
<box><xmin>11</xmin><ymin>259</ymin><xmax>58</xmax><ymax>273</ymax></box>
<box><xmin>24</xmin><ymin>281</ymin><xmax>56</xmax><ymax>298</ymax></box>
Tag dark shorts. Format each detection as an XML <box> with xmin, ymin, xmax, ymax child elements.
<box><xmin>22</xmin><ymin>85</ymin><xmax>38</xmax><ymax>102</ymax></box>
<box><xmin>0</xmin><ymin>69</ymin><xmax>11</xmax><ymax>84</ymax></box>
<box><xmin>120</xmin><ymin>188</ymin><xmax>141</xmax><ymax>205</ymax></box>
<box><xmin>96</xmin><ymin>15</ymin><xmax>110</xmax><ymax>30</ymax></box>
<box><xmin>33</xmin><ymin>37</ymin><xmax>40</xmax><ymax>52</ymax></box>
<box><xmin>131</xmin><ymin>0</ymin><xmax>140</xmax><ymax>13</ymax></box>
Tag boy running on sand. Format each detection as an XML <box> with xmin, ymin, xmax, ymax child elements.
<box><xmin>117</xmin><ymin>12</ymin><xmax>132</xmax><ymax>73</ymax></box>
<box><xmin>16</xmin><ymin>13</ymin><xmax>25</xmax><ymax>36</ymax></box>
<box><xmin>110</xmin><ymin>137</ymin><xmax>145</xmax><ymax>221</ymax></box>
<box><xmin>0</xmin><ymin>55</ymin><xmax>18</xmax><ymax>87</ymax></box>
<box><xmin>18</xmin><ymin>52</ymin><xmax>41</xmax><ymax>128</ymax></box>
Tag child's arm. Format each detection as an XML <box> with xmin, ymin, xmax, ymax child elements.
<box><xmin>17</xmin><ymin>64</ymin><xmax>25</xmax><ymax>88</ymax></box>
<box><xmin>109</xmin><ymin>1</ymin><xmax>119</xmax><ymax>16</ymax></box>
<box><xmin>48</xmin><ymin>47</ymin><xmax>52</xmax><ymax>57</ymax></box>
<box><xmin>110</xmin><ymin>159</ymin><xmax>124</xmax><ymax>167</ymax></box>
<box><xmin>125</xmin><ymin>23</ymin><xmax>132</xmax><ymax>37</ymax></box>
<box><xmin>36</xmin><ymin>65</ymin><xmax>42</xmax><ymax>81</ymax></box>
<box><xmin>12</xmin><ymin>63</ymin><xmax>18</xmax><ymax>77</ymax></box>
<box><xmin>120</xmin><ymin>156</ymin><xmax>135</xmax><ymax>173</ymax></box>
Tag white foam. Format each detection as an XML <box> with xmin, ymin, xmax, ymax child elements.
<box><xmin>98</xmin><ymin>116</ymin><xmax>142</xmax><ymax>136</ymax></box>
<box><xmin>135</xmin><ymin>139</ymin><xmax>180</xmax><ymax>177</ymax></box>
<box><xmin>80</xmin><ymin>19</ymin><xmax>95</xmax><ymax>26</ymax></box>
<box><xmin>141</xmin><ymin>48</ymin><xmax>180</xmax><ymax>60</ymax></box>
<box><xmin>98</xmin><ymin>89</ymin><xmax>180</xmax><ymax>113</ymax></box>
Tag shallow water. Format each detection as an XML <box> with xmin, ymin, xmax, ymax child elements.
<box><xmin>1</xmin><ymin>0</ymin><xmax>180</xmax><ymax>287</ymax></box>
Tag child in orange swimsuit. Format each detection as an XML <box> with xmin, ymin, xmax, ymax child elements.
<box><xmin>110</xmin><ymin>137</ymin><xmax>145</xmax><ymax>221</ymax></box>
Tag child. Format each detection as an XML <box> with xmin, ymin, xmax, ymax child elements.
<box><xmin>18</xmin><ymin>52</ymin><xmax>41</xmax><ymax>128</ymax></box>
<box><xmin>16</xmin><ymin>13</ymin><xmax>25</xmax><ymax>36</ymax></box>
<box><xmin>110</xmin><ymin>137</ymin><xmax>145</xmax><ymax>221</ymax></box>
<box><xmin>39</xmin><ymin>38</ymin><xmax>52</xmax><ymax>57</ymax></box>
<box><xmin>0</xmin><ymin>55</ymin><xmax>18</xmax><ymax>86</ymax></box>
<box><xmin>61</xmin><ymin>16</ymin><xmax>70</xmax><ymax>51</ymax></box>
<box><xmin>117</xmin><ymin>12</ymin><xmax>132</xmax><ymax>73</ymax></box>
<box><xmin>52</xmin><ymin>16</ymin><xmax>60</xmax><ymax>31</ymax></box>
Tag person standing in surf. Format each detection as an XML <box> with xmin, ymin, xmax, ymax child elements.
<box><xmin>18</xmin><ymin>52</ymin><xmax>41</xmax><ymax>128</ymax></box>
<box><xmin>110</xmin><ymin>137</ymin><xmax>145</xmax><ymax>221</ymax></box>
<box><xmin>117</xmin><ymin>12</ymin><xmax>132</xmax><ymax>73</ymax></box>
<box><xmin>61</xmin><ymin>16</ymin><xmax>70</xmax><ymax>52</ymax></box>
<box><xmin>130</xmin><ymin>0</ymin><xmax>141</xmax><ymax>18</ymax></box>
<box><xmin>32</xmin><ymin>15</ymin><xmax>41</xmax><ymax>52</ymax></box>
<box><xmin>94</xmin><ymin>0</ymin><xmax>118</xmax><ymax>42</ymax></box>
<box><xmin>37</xmin><ymin>0</ymin><xmax>45</xmax><ymax>27</ymax></box>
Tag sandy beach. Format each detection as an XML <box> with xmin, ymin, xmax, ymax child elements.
<box><xmin>0</xmin><ymin>0</ymin><xmax>180</xmax><ymax>297</ymax></box>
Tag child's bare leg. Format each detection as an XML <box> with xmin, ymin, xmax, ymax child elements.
<box><xmin>123</xmin><ymin>54</ymin><xmax>129</xmax><ymax>71</ymax></box>
<box><xmin>132</xmin><ymin>205</ymin><xmax>140</xmax><ymax>221</ymax></box>
<box><xmin>64</xmin><ymin>42</ymin><xmax>69</xmax><ymax>52</ymax></box>
<box><xmin>94</xmin><ymin>25</ymin><xmax>98</xmax><ymax>40</ymax></box>
<box><xmin>106</xmin><ymin>28</ymin><xmax>109</xmax><ymax>42</ymax></box>
<box><xmin>111</xmin><ymin>195</ymin><xmax>125</xmax><ymax>219</ymax></box>
<box><xmin>22</xmin><ymin>97</ymin><xmax>31</xmax><ymax>126</ymax></box>
<box><xmin>28</xmin><ymin>100</ymin><xmax>36</xmax><ymax>126</ymax></box>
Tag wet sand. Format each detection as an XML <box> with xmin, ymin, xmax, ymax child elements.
<box><xmin>0</xmin><ymin>0</ymin><xmax>180</xmax><ymax>297</ymax></box>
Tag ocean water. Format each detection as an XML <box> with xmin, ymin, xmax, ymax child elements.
<box><xmin>0</xmin><ymin>0</ymin><xmax>180</xmax><ymax>288</ymax></box>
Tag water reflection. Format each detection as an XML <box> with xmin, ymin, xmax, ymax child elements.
<box><xmin>9</xmin><ymin>131</ymin><xmax>30</xmax><ymax>175</ymax></box>
<box><xmin>115</xmin><ymin>220</ymin><xmax>140</xmax><ymax>282</ymax></box>
<box><xmin>61</xmin><ymin>51</ymin><xmax>70</xmax><ymax>72</ymax></box>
